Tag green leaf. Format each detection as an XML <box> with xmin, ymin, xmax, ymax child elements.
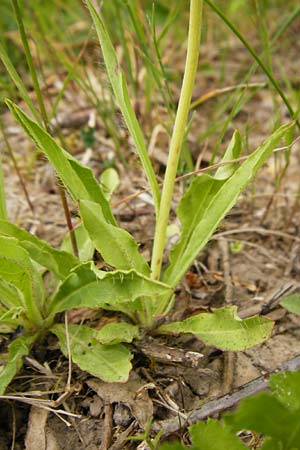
<box><xmin>85</xmin><ymin>0</ymin><xmax>160</xmax><ymax>213</ymax></box>
<box><xmin>100</xmin><ymin>167</ymin><xmax>120</xmax><ymax>200</ymax></box>
<box><xmin>80</xmin><ymin>199</ymin><xmax>150</xmax><ymax>274</ymax></box>
<box><xmin>0</xmin><ymin>220</ymin><xmax>79</xmax><ymax>279</ymax></box>
<box><xmin>0</xmin><ymin>306</ymin><xmax>24</xmax><ymax>332</ymax></box>
<box><xmin>61</xmin><ymin>223</ymin><xmax>94</xmax><ymax>262</ymax></box>
<box><xmin>0</xmin><ymin>42</ymin><xmax>39</xmax><ymax>121</ymax></box>
<box><xmin>163</xmin><ymin>173</ymin><xmax>225</xmax><ymax>286</ymax></box>
<box><xmin>49</xmin><ymin>263</ymin><xmax>171</xmax><ymax>315</ymax></box>
<box><xmin>225</xmin><ymin>393</ymin><xmax>300</xmax><ymax>449</ymax></box>
<box><xmin>189</xmin><ymin>419</ymin><xmax>247</xmax><ymax>450</ymax></box>
<box><xmin>51</xmin><ymin>324</ymin><xmax>132</xmax><ymax>383</ymax></box>
<box><xmin>280</xmin><ymin>295</ymin><xmax>300</xmax><ymax>315</ymax></box>
<box><xmin>260</xmin><ymin>440</ymin><xmax>284</xmax><ymax>450</ymax></box>
<box><xmin>0</xmin><ymin>278</ymin><xmax>24</xmax><ymax>309</ymax></box>
<box><xmin>0</xmin><ymin>334</ymin><xmax>36</xmax><ymax>394</ymax></box>
<box><xmin>5</xmin><ymin>101</ymin><xmax>116</xmax><ymax>225</ymax></box>
<box><xmin>0</xmin><ymin>150</ymin><xmax>7</xmax><ymax>221</ymax></box>
<box><xmin>157</xmin><ymin>306</ymin><xmax>273</xmax><ymax>350</ymax></box>
<box><xmin>95</xmin><ymin>322</ymin><xmax>140</xmax><ymax>345</ymax></box>
<box><xmin>214</xmin><ymin>129</ymin><xmax>242</xmax><ymax>179</ymax></box>
<box><xmin>164</xmin><ymin>122</ymin><xmax>294</xmax><ymax>286</ymax></box>
<box><xmin>270</xmin><ymin>371</ymin><xmax>300</xmax><ymax>411</ymax></box>
<box><xmin>0</xmin><ymin>236</ymin><xmax>44</xmax><ymax>326</ymax></box>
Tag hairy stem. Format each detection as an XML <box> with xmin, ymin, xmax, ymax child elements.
<box><xmin>150</xmin><ymin>0</ymin><xmax>203</xmax><ymax>281</ymax></box>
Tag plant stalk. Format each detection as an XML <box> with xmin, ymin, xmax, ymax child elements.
<box><xmin>150</xmin><ymin>0</ymin><xmax>203</xmax><ymax>281</ymax></box>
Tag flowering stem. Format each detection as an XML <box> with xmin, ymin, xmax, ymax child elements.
<box><xmin>150</xmin><ymin>0</ymin><xmax>203</xmax><ymax>282</ymax></box>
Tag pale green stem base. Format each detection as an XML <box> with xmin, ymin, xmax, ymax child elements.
<box><xmin>150</xmin><ymin>0</ymin><xmax>203</xmax><ymax>284</ymax></box>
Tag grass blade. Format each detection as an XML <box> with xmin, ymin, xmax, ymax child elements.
<box><xmin>204</xmin><ymin>0</ymin><xmax>300</xmax><ymax>130</ymax></box>
<box><xmin>11</xmin><ymin>0</ymin><xmax>49</xmax><ymax>129</ymax></box>
<box><xmin>0</xmin><ymin>41</ymin><xmax>39</xmax><ymax>121</ymax></box>
<box><xmin>85</xmin><ymin>0</ymin><xmax>160</xmax><ymax>214</ymax></box>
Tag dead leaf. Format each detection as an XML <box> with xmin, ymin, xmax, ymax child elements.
<box><xmin>87</xmin><ymin>371</ymin><xmax>153</xmax><ymax>428</ymax></box>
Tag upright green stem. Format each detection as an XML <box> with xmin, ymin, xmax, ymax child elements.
<box><xmin>151</xmin><ymin>0</ymin><xmax>203</xmax><ymax>280</ymax></box>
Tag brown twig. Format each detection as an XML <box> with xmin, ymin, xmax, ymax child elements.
<box><xmin>138</xmin><ymin>340</ymin><xmax>204</xmax><ymax>368</ymax></box>
<box><xmin>214</xmin><ymin>226</ymin><xmax>300</xmax><ymax>244</ymax></box>
<box><xmin>152</xmin><ymin>355</ymin><xmax>300</xmax><ymax>436</ymax></box>
<box><xmin>239</xmin><ymin>280</ymin><xmax>298</xmax><ymax>319</ymax></box>
<box><xmin>58</xmin><ymin>183</ymin><xmax>79</xmax><ymax>257</ymax></box>
<box><xmin>190</xmin><ymin>82</ymin><xmax>266</xmax><ymax>109</ymax></box>
<box><xmin>108</xmin><ymin>420</ymin><xmax>138</xmax><ymax>450</ymax></box>
<box><xmin>112</xmin><ymin>137</ymin><xmax>300</xmax><ymax>209</ymax></box>
<box><xmin>100</xmin><ymin>403</ymin><xmax>113</xmax><ymax>450</ymax></box>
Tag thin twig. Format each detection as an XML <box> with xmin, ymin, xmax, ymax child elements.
<box><xmin>190</xmin><ymin>82</ymin><xmax>266</xmax><ymax>109</ymax></box>
<box><xmin>0</xmin><ymin>395</ymin><xmax>81</xmax><ymax>417</ymax></box>
<box><xmin>108</xmin><ymin>420</ymin><xmax>138</xmax><ymax>450</ymax></box>
<box><xmin>100</xmin><ymin>403</ymin><xmax>114</xmax><ymax>450</ymax></box>
<box><xmin>214</xmin><ymin>226</ymin><xmax>300</xmax><ymax>244</ymax></box>
<box><xmin>152</xmin><ymin>355</ymin><xmax>300</xmax><ymax>436</ymax></box>
<box><xmin>112</xmin><ymin>137</ymin><xmax>300</xmax><ymax>209</ymax></box>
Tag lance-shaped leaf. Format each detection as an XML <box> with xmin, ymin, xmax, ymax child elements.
<box><xmin>0</xmin><ymin>334</ymin><xmax>36</xmax><ymax>395</ymax></box>
<box><xmin>0</xmin><ymin>220</ymin><xmax>79</xmax><ymax>279</ymax></box>
<box><xmin>80</xmin><ymin>199</ymin><xmax>150</xmax><ymax>275</ymax></box>
<box><xmin>163</xmin><ymin>123</ymin><xmax>294</xmax><ymax>287</ymax></box>
<box><xmin>214</xmin><ymin>129</ymin><xmax>242</xmax><ymax>179</ymax></box>
<box><xmin>6</xmin><ymin>101</ymin><xmax>115</xmax><ymax>225</ymax></box>
<box><xmin>51</xmin><ymin>324</ymin><xmax>132</xmax><ymax>383</ymax></box>
<box><xmin>85</xmin><ymin>0</ymin><xmax>160</xmax><ymax>213</ymax></box>
<box><xmin>95</xmin><ymin>322</ymin><xmax>140</xmax><ymax>345</ymax></box>
<box><xmin>0</xmin><ymin>236</ymin><xmax>44</xmax><ymax>326</ymax></box>
<box><xmin>49</xmin><ymin>263</ymin><xmax>171</xmax><ymax>315</ymax></box>
<box><xmin>157</xmin><ymin>306</ymin><xmax>273</xmax><ymax>351</ymax></box>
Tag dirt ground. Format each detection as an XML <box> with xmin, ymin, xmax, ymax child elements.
<box><xmin>1</xmin><ymin>17</ymin><xmax>300</xmax><ymax>450</ymax></box>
